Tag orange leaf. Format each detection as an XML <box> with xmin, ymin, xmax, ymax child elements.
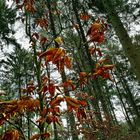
<box><xmin>2</xmin><ymin>130</ymin><xmax>19</xmax><ymax>140</ymax></box>
<box><xmin>30</xmin><ymin>134</ymin><xmax>41</xmax><ymax>140</ymax></box>
<box><xmin>50</xmin><ymin>97</ymin><xmax>64</xmax><ymax>107</ymax></box>
<box><xmin>80</xmin><ymin>13</ymin><xmax>90</xmax><ymax>21</ymax></box>
<box><xmin>64</xmin><ymin>56</ymin><xmax>72</xmax><ymax>69</ymax></box>
<box><xmin>52</xmin><ymin>48</ymin><xmax>65</xmax><ymax>63</ymax></box>
<box><xmin>65</xmin><ymin>96</ymin><xmax>79</xmax><ymax>108</ymax></box>
<box><xmin>48</xmin><ymin>83</ymin><xmax>55</xmax><ymax>97</ymax></box>
<box><xmin>61</xmin><ymin>79</ymin><xmax>76</xmax><ymax>91</ymax></box>
<box><xmin>98</xmin><ymin>58</ymin><xmax>109</xmax><ymax>64</ymax></box>
<box><xmin>87</xmin><ymin>21</ymin><xmax>105</xmax><ymax>43</ymax></box>
<box><xmin>38</xmin><ymin>85</ymin><xmax>48</xmax><ymax>94</ymax></box>
<box><xmin>42</xmin><ymin>132</ymin><xmax>51</xmax><ymax>138</ymax></box>
<box><xmin>89</xmin><ymin>47</ymin><xmax>95</xmax><ymax>55</ymax></box>
<box><xmin>39</xmin><ymin>48</ymin><xmax>58</xmax><ymax>59</ymax></box>
<box><xmin>53</xmin><ymin>106</ymin><xmax>61</xmax><ymax>115</ymax></box>
<box><xmin>40</xmin><ymin>37</ymin><xmax>48</xmax><ymax>46</ymax></box>
<box><xmin>77</xmin><ymin>108</ymin><xmax>87</xmax><ymax>121</ymax></box>
<box><xmin>46</xmin><ymin>114</ymin><xmax>53</xmax><ymax>124</ymax></box>
<box><xmin>30</xmin><ymin>132</ymin><xmax>50</xmax><ymax>140</ymax></box>
<box><xmin>87</xmin><ymin>22</ymin><xmax>102</xmax><ymax>36</ymax></box>
<box><xmin>32</xmin><ymin>32</ymin><xmax>39</xmax><ymax>40</ymax></box>
<box><xmin>103</xmin><ymin>65</ymin><xmax>114</xmax><ymax>70</ymax></box>
<box><xmin>79</xmin><ymin>72</ymin><xmax>87</xmax><ymax>77</ymax></box>
<box><xmin>35</xmin><ymin>18</ymin><xmax>48</xmax><ymax>29</ymax></box>
<box><xmin>78</xmin><ymin>100</ymin><xmax>87</xmax><ymax>107</ymax></box>
<box><xmin>79</xmin><ymin>72</ymin><xmax>88</xmax><ymax>88</ymax></box>
<box><xmin>46</xmin><ymin>114</ymin><xmax>61</xmax><ymax>125</ymax></box>
<box><xmin>96</xmin><ymin>48</ymin><xmax>102</xmax><ymax>57</ymax></box>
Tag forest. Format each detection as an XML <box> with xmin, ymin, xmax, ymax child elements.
<box><xmin>0</xmin><ymin>0</ymin><xmax>140</xmax><ymax>140</ymax></box>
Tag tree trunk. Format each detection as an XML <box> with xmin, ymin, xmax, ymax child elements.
<box><xmin>101</xmin><ymin>0</ymin><xmax>140</xmax><ymax>84</ymax></box>
<box><xmin>72</xmin><ymin>0</ymin><xmax>111</xmax><ymax>124</ymax></box>
<box><xmin>116</xmin><ymin>64</ymin><xmax>140</xmax><ymax>120</ymax></box>
<box><xmin>112</xmin><ymin>73</ymin><xmax>135</xmax><ymax>130</ymax></box>
<box><xmin>46</xmin><ymin>1</ymin><xmax>79</xmax><ymax>139</ymax></box>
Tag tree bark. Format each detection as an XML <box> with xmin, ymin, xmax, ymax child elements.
<box><xmin>101</xmin><ymin>0</ymin><xmax>140</xmax><ymax>84</ymax></box>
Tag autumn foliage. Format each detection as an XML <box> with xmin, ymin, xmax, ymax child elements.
<box><xmin>0</xmin><ymin>0</ymin><xmax>116</xmax><ymax>140</ymax></box>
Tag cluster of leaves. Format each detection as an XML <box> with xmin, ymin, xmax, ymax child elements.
<box><xmin>0</xmin><ymin>0</ymin><xmax>116</xmax><ymax>139</ymax></box>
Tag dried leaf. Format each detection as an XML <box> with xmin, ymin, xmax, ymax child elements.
<box><xmin>54</xmin><ymin>37</ymin><xmax>63</xmax><ymax>46</ymax></box>
<box><xmin>50</xmin><ymin>97</ymin><xmax>64</xmax><ymax>107</ymax></box>
<box><xmin>65</xmin><ymin>96</ymin><xmax>79</xmax><ymax>108</ymax></box>
<box><xmin>80</xmin><ymin>13</ymin><xmax>90</xmax><ymax>21</ymax></box>
<box><xmin>48</xmin><ymin>83</ymin><xmax>55</xmax><ymax>97</ymax></box>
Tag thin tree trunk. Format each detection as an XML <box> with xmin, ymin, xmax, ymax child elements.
<box><xmin>112</xmin><ymin>73</ymin><xmax>135</xmax><ymax>130</ymax></box>
<box><xmin>117</xmin><ymin>66</ymin><xmax>140</xmax><ymax>119</ymax></box>
<box><xmin>112</xmin><ymin>56</ymin><xmax>140</xmax><ymax>122</ymax></box>
<box><xmin>61</xmin><ymin>71</ymin><xmax>79</xmax><ymax>140</ymax></box>
<box><xmin>104</xmin><ymin>84</ymin><xmax>119</xmax><ymax>125</ymax></box>
<box><xmin>46</xmin><ymin>1</ymin><xmax>79</xmax><ymax>139</ymax></box>
<box><xmin>72</xmin><ymin>0</ymin><xmax>111</xmax><ymax>124</ymax></box>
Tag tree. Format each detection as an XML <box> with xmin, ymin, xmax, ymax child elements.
<box><xmin>100</xmin><ymin>0</ymin><xmax>140</xmax><ymax>84</ymax></box>
<box><xmin>0</xmin><ymin>0</ymin><xmax>19</xmax><ymax>48</ymax></box>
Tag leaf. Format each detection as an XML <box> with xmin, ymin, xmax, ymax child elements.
<box><xmin>78</xmin><ymin>100</ymin><xmax>87</xmax><ymax>107</ymax></box>
<box><xmin>24</xmin><ymin>2</ymin><xmax>37</xmax><ymax>14</ymax></box>
<box><xmin>27</xmin><ymin>84</ymin><xmax>35</xmax><ymax>93</ymax></box>
<box><xmin>35</xmin><ymin>18</ymin><xmax>48</xmax><ymax>29</ymax></box>
<box><xmin>87</xmin><ymin>21</ymin><xmax>105</xmax><ymax>43</ymax></box>
<box><xmin>39</xmin><ymin>48</ymin><xmax>58</xmax><ymax>59</ymax></box>
<box><xmin>50</xmin><ymin>97</ymin><xmax>64</xmax><ymax>107</ymax></box>
<box><xmin>79</xmin><ymin>72</ymin><xmax>88</xmax><ymax>88</ymax></box>
<box><xmin>46</xmin><ymin>114</ymin><xmax>61</xmax><ymax>125</ymax></box>
<box><xmin>98</xmin><ymin>58</ymin><xmax>109</xmax><ymax>64</ymax></box>
<box><xmin>30</xmin><ymin>132</ymin><xmax>50</xmax><ymax>140</ymax></box>
<box><xmin>51</xmin><ymin>49</ymin><xmax>62</xmax><ymax>62</ymax></box>
<box><xmin>46</xmin><ymin>114</ymin><xmax>53</xmax><ymax>124</ymax></box>
<box><xmin>64</xmin><ymin>56</ymin><xmax>72</xmax><ymax>69</ymax></box>
<box><xmin>40</xmin><ymin>37</ymin><xmax>48</xmax><ymax>46</ymax></box>
<box><xmin>53</xmin><ymin>106</ymin><xmax>61</xmax><ymax>116</ymax></box>
<box><xmin>87</xmin><ymin>22</ymin><xmax>102</xmax><ymax>36</ymax></box>
<box><xmin>77</xmin><ymin>108</ymin><xmax>87</xmax><ymax>121</ymax></box>
<box><xmin>30</xmin><ymin>134</ymin><xmax>41</xmax><ymax>140</ymax></box>
<box><xmin>96</xmin><ymin>48</ymin><xmax>102</xmax><ymax>57</ymax></box>
<box><xmin>103</xmin><ymin>65</ymin><xmax>114</xmax><ymax>70</ymax></box>
<box><xmin>2</xmin><ymin>130</ymin><xmax>19</xmax><ymax>140</ymax></box>
<box><xmin>54</xmin><ymin>37</ymin><xmax>63</xmax><ymax>46</ymax></box>
<box><xmin>97</xmin><ymin>32</ymin><xmax>105</xmax><ymax>43</ymax></box>
<box><xmin>41</xmin><ymin>132</ymin><xmax>51</xmax><ymax>138</ymax></box>
<box><xmin>65</xmin><ymin>96</ymin><xmax>80</xmax><ymax>108</ymax></box>
<box><xmin>32</xmin><ymin>32</ymin><xmax>39</xmax><ymax>40</ymax></box>
<box><xmin>38</xmin><ymin>86</ymin><xmax>48</xmax><ymax>94</ymax></box>
<box><xmin>61</xmin><ymin>79</ymin><xmax>76</xmax><ymax>91</ymax></box>
<box><xmin>48</xmin><ymin>83</ymin><xmax>55</xmax><ymax>97</ymax></box>
<box><xmin>89</xmin><ymin>47</ymin><xmax>95</xmax><ymax>55</ymax></box>
<box><xmin>80</xmin><ymin>13</ymin><xmax>90</xmax><ymax>21</ymax></box>
<box><xmin>79</xmin><ymin>72</ymin><xmax>87</xmax><ymax>77</ymax></box>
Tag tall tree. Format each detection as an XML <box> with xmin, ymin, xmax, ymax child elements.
<box><xmin>100</xmin><ymin>0</ymin><xmax>140</xmax><ymax>84</ymax></box>
<box><xmin>0</xmin><ymin>0</ymin><xmax>19</xmax><ymax>48</ymax></box>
